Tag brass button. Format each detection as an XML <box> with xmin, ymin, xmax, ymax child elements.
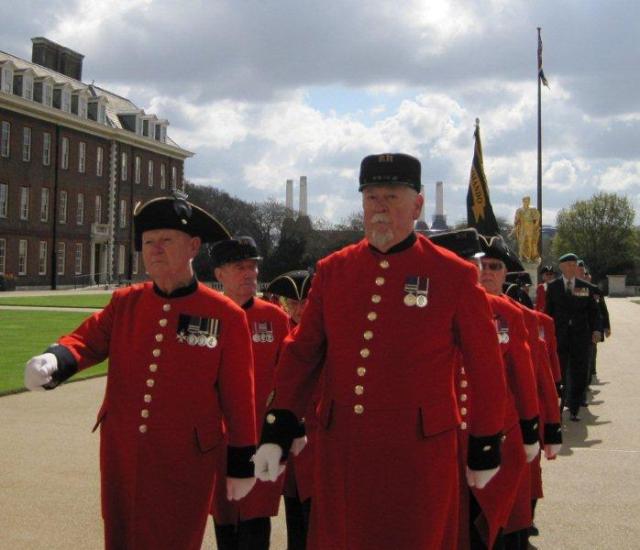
<box><xmin>357</xmin><ymin>367</ymin><xmax>366</xmax><ymax>377</ymax></box>
<box><xmin>266</xmin><ymin>413</ymin><xmax>276</xmax><ymax>424</ymax></box>
<box><xmin>162</xmin><ymin>303</ymin><xmax>171</xmax><ymax>312</ymax></box>
<box><xmin>360</xmin><ymin>348</ymin><xmax>370</xmax><ymax>358</ymax></box>
<box><xmin>379</xmin><ymin>260</ymin><xmax>390</xmax><ymax>269</ymax></box>
<box><xmin>144</xmin><ymin>394</ymin><xmax>152</xmax><ymax>403</ymax></box>
<box><xmin>139</xmin><ymin>424</ymin><xmax>148</xmax><ymax>433</ymax></box>
<box><xmin>152</xmin><ymin>349</ymin><xmax>161</xmax><ymax>357</ymax></box>
<box><xmin>482</xmin><ymin>445</ymin><xmax>492</xmax><ymax>452</ymax></box>
<box><xmin>141</xmin><ymin>409</ymin><xmax>149</xmax><ymax>418</ymax></box>
<box><xmin>146</xmin><ymin>379</ymin><xmax>155</xmax><ymax>388</ymax></box>
<box><xmin>460</xmin><ymin>394</ymin><xmax>468</xmax><ymax>402</ymax></box>
<box><xmin>159</xmin><ymin>318</ymin><xmax>168</xmax><ymax>327</ymax></box>
<box><xmin>367</xmin><ymin>312</ymin><xmax>378</xmax><ymax>321</ymax></box>
<box><xmin>460</xmin><ymin>380</ymin><xmax>468</xmax><ymax>388</ymax></box>
<box><xmin>533</xmin><ymin>422</ymin><xmax>538</xmax><ymax>430</ymax></box>
<box><xmin>371</xmin><ymin>294</ymin><xmax>381</xmax><ymax>304</ymax></box>
<box><xmin>354</xmin><ymin>404</ymin><xmax>364</xmax><ymax>415</ymax></box>
<box><xmin>375</xmin><ymin>277</ymin><xmax>385</xmax><ymax>286</ymax></box>
<box><xmin>149</xmin><ymin>364</ymin><xmax>158</xmax><ymax>373</ymax></box>
<box><xmin>354</xmin><ymin>385</ymin><xmax>364</xmax><ymax>395</ymax></box>
<box><xmin>460</xmin><ymin>407</ymin><xmax>467</xmax><ymax>416</ymax></box>
<box><xmin>363</xmin><ymin>330</ymin><xmax>373</xmax><ymax>340</ymax></box>
<box><xmin>155</xmin><ymin>334</ymin><xmax>164</xmax><ymax>342</ymax></box>
<box><xmin>460</xmin><ymin>421</ymin><xmax>468</xmax><ymax>430</ymax></box>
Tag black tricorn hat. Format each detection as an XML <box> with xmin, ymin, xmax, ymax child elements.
<box><xmin>540</xmin><ymin>265</ymin><xmax>555</xmax><ymax>275</ymax></box>
<box><xmin>133</xmin><ymin>193</ymin><xmax>230</xmax><ymax>251</ymax></box>
<box><xmin>506</xmin><ymin>271</ymin><xmax>533</xmax><ymax>286</ymax></box>
<box><xmin>429</xmin><ymin>228</ymin><xmax>483</xmax><ymax>259</ymax></box>
<box><xmin>478</xmin><ymin>235</ymin><xmax>524</xmax><ymax>272</ymax></box>
<box><xmin>211</xmin><ymin>236</ymin><xmax>262</xmax><ymax>269</ymax></box>
<box><xmin>359</xmin><ymin>153</ymin><xmax>421</xmax><ymax>193</ymax></box>
<box><xmin>266</xmin><ymin>270</ymin><xmax>314</xmax><ymax>301</ymax></box>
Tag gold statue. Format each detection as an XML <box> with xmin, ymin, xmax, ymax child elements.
<box><xmin>511</xmin><ymin>196</ymin><xmax>541</xmax><ymax>262</ymax></box>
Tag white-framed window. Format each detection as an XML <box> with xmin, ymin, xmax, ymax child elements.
<box><xmin>119</xmin><ymin>199</ymin><xmax>127</xmax><ymax>228</ymax></box>
<box><xmin>121</xmin><ymin>151</ymin><xmax>127</xmax><ymax>181</ymax></box>
<box><xmin>95</xmin><ymin>195</ymin><xmax>102</xmax><ymax>224</ymax></box>
<box><xmin>40</xmin><ymin>188</ymin><xmax>49</xmax><ymax>222</ymax></box>
<box><xmin>43</xmin><ymin>82</ymin><xmax>53</xmax><ymax>107</ymax></box>
<box><xmin>160</xmin><ymin>163</ymin><xmax>166</xmax><ymax>189</ymax></box>
<box><xmin>1</xmin><ymin>121</ymin><xmax>10</xmax><ymax>157</ymax></box>
<box><xmin>148</xmin><ymin>160</ymin><xmax>154</xmax><ymax>187</ymax></box>
<box><xmin>20</xmin><ymin>187</ymin><xmax>29</xmax><ymax>220</ymax></box>
<box><xmin>96</xmin><ymin>146</ymin><xmax>103</xmax><ymax>176</ymax></box>
<box><xmin>18</xmin><ymin>239</ymin><xmax>27</xmax><ymax>275</ymax></box>
<box><xmin>0</xmin><ymin>239</ymin><xmax>5</xmax><ymax>273</ymax></box>
<box><xmin>61</xmin><ymin>89</ymin><xmax>71</xmax><ymax>113</ymax></box>
<box><xmin>171</xmin><ymin>166</ymin><xmax>177</xmax><ymax>191</ymax></box>
<box><xmin>135</xmin><ymin>155</ymin><xmax>141</xmax><ymax>184</ymax></box>
<box><xmin>61</xmin><ymin>137</ymin><xmax>69</xmax><ymax>169</ymax></box>
<box><xmin>132</xmin><ymin>251</ymin><xmax>139</xmax><ymax>275</ymax></box>
<box><xmin>98</xmin><ymin>103</ymin><xmax>106</xmax><ymax>124</ymax></box>
<box><xmin>22</xmin><ymin>127</ymin><xmax>31</xmax><ymax>161</ymax></box>
<box><xmin>0</xmin><ymin>183</ymin><xmax>8</xmax><ymax>218</ymax></box>
<box><xmin>75</xmin><ymin>243</ymin><xmax>83</xmax><ymax>275</ymax></box>
<box><xmin>76</xmin><ymin>193</ymin><xmax>84</xmax><ymax>225</ymax></box>
<box><xmin>1</xmin><ymin>67</ymin><xmax>13</xmax><ymax>94</ymax></box>
<box><xmin>78</xmin><ymin>96</ymin><xmax>88</xmax><ymax>119</ymax></box>
<box><xmin>38</xmin><ymin>241</ymin><xmax>47</xmax><ymax>275</ymax></box>
<box><xmin>78</xmin><ymin>142</ymin><xmax>86</xmax><ymax>173</ymax></box>
<box><xmin>42</xmin><ymin>132</ymin><xmax>51</xmax><ymax>166</ymax></box>
<box><xmin>56</xmin><ymin>242</ymin><xmax>65</xmax><ymax>275</ymax></box>
<box><xmin>23</xmin><ymin>75</ymin><xmax>34</xmax><ymax>101</ymax></box>
<box><xmin>59</xmin><ymin>190</ymin><xmax>68</xmax><ymax>223</ymax></box>
<box><xmin>118</xmin><ymin>244</ymin><xmax>126</xmax><ymax>275</ymax></box>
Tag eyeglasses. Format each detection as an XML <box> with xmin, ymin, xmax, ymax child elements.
<box><xmin>481</xmin><ymin>260</ymin><xmax>505</xmax><ymax>271</ymax></box>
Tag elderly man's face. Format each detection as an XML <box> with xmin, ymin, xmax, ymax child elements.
<box><xmin>559</xmin><ymin>260</ymin><xmax>578</xmax><ymax>279</ymax></box>
<box><xmin>480</xmin><ymin>257</ymin><xmax>507</xmax><ymax>296</ymax></box>
<box><xmin>362</xmin><ymin>185</ymin><xmax>423</xmax><ymax>252</ymax></box>
<box><xmin>215</xmin><ymin>260</ymin><xmax>259</xmax><ymax>303</ymax></box>
<box><xmin>142</xmin><ymin>229</ymin><xmax>200</xmax><ymax>282</ymax></box>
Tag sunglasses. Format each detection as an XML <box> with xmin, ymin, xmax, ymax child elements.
<box><xmin>481</xmin><ymin>260</ymin><xmax>505</xmax><ymax>271</ymax></box>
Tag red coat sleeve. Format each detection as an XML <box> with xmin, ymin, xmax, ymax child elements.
<box><xmin>534</xmin><ymin>337</ymin><xmax>561</xmax><ymax>426</ymax></box>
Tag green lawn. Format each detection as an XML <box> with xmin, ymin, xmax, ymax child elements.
<box><xmin>0</xmin><ymin>293</ymin><xmax>111</xmax><ymax>308</ymax></box>
<box><xmin>0</xmin><ymin>310</ymin><xmax>107</xmax><ymax>395</ymax></box>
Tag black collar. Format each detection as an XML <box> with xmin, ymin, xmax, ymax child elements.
<box><xmin>241</xmin><ymin>297</ymin><xmax>255</xmax><ymax>310</ymax></box>
<box><xmin>368</xmin><ymin>232</ymin><xmax>417</xmax><ymax>255</ymax></box>
<box><xmin>153</xmin><ymin>278</ymin><xmax>198</xmax><ymax>299</ymax></box>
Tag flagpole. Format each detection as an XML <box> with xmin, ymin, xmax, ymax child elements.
<box><xmin>537</xmin><ymin>27</ymin><xmax>543</xmax><ymax>269</ymax></box>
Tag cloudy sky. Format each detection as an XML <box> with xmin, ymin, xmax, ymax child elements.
<box><xmin>5</xmin><ymin>0</ymin><xmax>640</xmax><ymax>226</ymax></box>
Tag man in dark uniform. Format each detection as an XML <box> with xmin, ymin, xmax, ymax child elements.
<box><xmin>545</xmin><ymin>253</ymin><xmax>602</xmax><ymax>421</ymax></box>
<box><xmin>253</xmin><ymin>153</ymin><xmax>508</xmax><ymax>549</ymax></box>
<box><xmin>23</xmin><ymin>194</ymin><xmax>258</xmax><ymax>550</ymax></box>
<box><xmin>210</xmin><ymin>236</ymin><xmax>291</xmax><ymax>550</ymax></box>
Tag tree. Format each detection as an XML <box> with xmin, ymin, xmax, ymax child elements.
<box><xmin>552</xmin><ymin>193</ymin><xmax>636</xmax><ymax>282</ymax></box>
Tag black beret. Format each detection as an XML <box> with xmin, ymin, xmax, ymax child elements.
<box><xmin>478</xmin><ymin>235</ymin><xmax>524</xmax><ymax>272</ymax></box>
<box><xmin>506</xmin><ymin>271</ymin><xmax>533</xmax><ymax>286</ymax></box>
<box><xmin>266</xmin><ymin>270</ymin><xmax>313</xmax><ymax>301</ymax></box>
<box><xmin>133</xmin><ymin>193</ymin><xmax>230</xmax><ymax>251</ymax></box>
<box><xmin>359</xmin><ymin>153</ymin><xmax>421</xmax><ymax>193</ymax></box>
<box><xmin>558</xmin><ymin>252</ymin><xmax>579</xmax><ymax>263</ymax></box>
<box><xmin>211</xmin><ymin>236</ymin><xmax>262</xmax><ymax>269</ymax></box>
<box><xmin>429</xmin><ymin>228</ymin><xmax>483</xmax><ymax>259</ymax></box>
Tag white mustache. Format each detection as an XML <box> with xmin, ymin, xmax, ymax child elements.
<box><xmin>371</xmin><ymin>214</ymin><xmax>391</xmax><ymax>224</ymax></box>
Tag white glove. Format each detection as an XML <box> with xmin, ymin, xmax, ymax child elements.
<box><xmin>290</xmin><ymin>436</ymin><xmax>308</xmax><ymax>457</ymax></box>
<box><xmin>252</xmin><ymin>443</ymin><xmax>285</xmax><ymax>482</ymax></box>
<box><xmin>24</xmin><ymin>353</ymin><xmax>58</xmax><ymax>391</ymax></box>
<box><xmin>524</xmin><ymin>442</ymin><xmax>540</xmax><ymax>463</ymax></box>
<box><xmin>226</xmin><ymin>477</ymin><xmax>256</xmax><ymax>501</ymax></box>
<box><xmin>466</xmin><ymin>466</ymin><xmax>500</xmax><ymax>489</ymax></box>
<box><xmin>544</xmin><ymin>444</ymin><xmax>561</xmax><ymax>460</ymax></box>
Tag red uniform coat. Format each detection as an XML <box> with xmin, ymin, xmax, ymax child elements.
<box><xmin>458</xmin><ymin>294</ymin><xmax>539</xmax><ymax>548</ymax></box>
<box><xmin>57</xmin><ymin>282</ymin><xmax>257</xmax><ymax>550</ymax></box>
<box><xmin>272</xmin><ymin>235</ymin><xmax>507</xmax><ymax>550</ymax></box>
<box><xmin>212</xmin><ymin>297</ymin><xmax>289</xmax><ymax>523</ymax></box>
<box><xmin>537</xmin><ymin>311</ymin><xmax>562</xmax><ymax>384</ymax></box>
<box><xmin>535</xmin><ymin>283</ymin><xmax>547</xmax><ymax>311</ymax></box>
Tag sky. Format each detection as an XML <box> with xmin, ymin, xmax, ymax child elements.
<box><xmin>4</xmin><ymin>0</ymin><xmax>640</xmax><ymax>226</ymax></box>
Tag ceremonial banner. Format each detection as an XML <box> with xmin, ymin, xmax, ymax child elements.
<box><xmin>538</xmin><ymin>31</ymin><xmax>549</xmax><ymax>87</ymax></box>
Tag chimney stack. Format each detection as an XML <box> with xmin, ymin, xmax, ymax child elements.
<box><xmin>299</xmin><ymin>176</ymin><xmax>308</xmax><ymax>217</ymax></box>
<box><xmin>285</xmin><ymin>179</ymin><xmax>294</xmax><ymax>211</ymax></box>
<box><xmin>431</xmin><ymin>181</ymin><xmax>449</xmax><ymax>230</ymax></box>
<box><xmin>31</xmin><ymin>37</ymin><xmax>84</xmax><ymax>80</ymax></box>
<box><xmin>418</xmin><ymin>184</ymin><xmax>426</xmax><ymax>223</ymax></box>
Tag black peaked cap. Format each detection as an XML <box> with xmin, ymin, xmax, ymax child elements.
<box><xmin>359</xmin><ymin>153</ymin><xmax>421</xmax><ymax>193</ymax></box>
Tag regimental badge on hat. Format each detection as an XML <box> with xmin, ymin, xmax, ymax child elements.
<box><xmin>133</xmin><ymin>191</ymin><xmax>230</xmax><ymax>251</ymax></box>
<box><xmin>358</xmin><ymin>153</ymin><xmax>421</xmax><ymax>194</ymax></box>
<box><xmin>252</xmin><ymin>321</ymin><xmax>274</xmax><ymax>343</ymax></box>
<box><xmin>176</xmin><ymin>314</ymin><xmax>220</xmax><ymax>348</ymax></box>
<box><xmin>494</xmin><ymin>315</ymin><xmax>510</xmax><ymax>344</ymax></box>
<box><xmin>403</xmin><ymin>275</ymin><xmax>429</xmax><ymax>308</ymax></box>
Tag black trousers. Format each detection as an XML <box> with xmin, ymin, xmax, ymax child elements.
<box><xmin>213</xmin><ymin>517</ymin><xmax>271</xmax><ymax>550</ymax></box>
<box><xmin>284</xmin><ymin>496</ymin><xmax>311</xmax><ymax>550</ymax></box>
<box><xmin>559</xmin><ymin>329</ymin><xmax>591</xmax><ymax>414</ymax></box>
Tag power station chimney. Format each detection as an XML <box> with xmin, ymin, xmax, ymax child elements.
<box><xmin>285</xmin><ymin>179</ymin><xmax>294</xmax><ymax>211</ymax></box>
<box><xmin>431</xmin><ymin>181</ymin><xmax>448</xmax><ymax>230</ymax></box>
<box><xmin>299</xmin><ymin>176</ymin><xmax>308</xmax><ymax>217</ymax></box>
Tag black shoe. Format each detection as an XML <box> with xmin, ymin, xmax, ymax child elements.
<box><xmin>529</xmin><ymin>524</ymin><xmax>540</xmax><ymax>537</ymax></box>
<box><xmin>570</xmin><ymin>413</ymin><xmax>581</xmax><ymax>422</ymax></box>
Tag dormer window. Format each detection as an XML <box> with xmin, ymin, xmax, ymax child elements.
<box><xmin>54</xmin><ymin>84</ymin><xmax>73</xmax><ymax>113</ymax></box>
<box><xmin>117</xmin><ymin>111</ymin><xmax>144</xmax><ymax>134</ymax></box>
<box><xmin>141</xmin><ymin>115</ymin><xmax>158</xmax><ymax>139</ymax></box>
<box><xmin>72</xmin><ymin>90</ymin><xmax>89</xmax><ymax>118</ymax></box>
<box><xmin>61</xmin><ymin>89</ymin><xmax>71</xmax><ymax>112</ymax></box>
<box><xmin>43</xmin><ymin>82</ymin><xmax>53</xmax><ymax>106</ymax></box>
<box><xmin>155</xmin><ymin>121</ymin><xmax>168</xmax><ymax>143</ymax></box>
<box><xmin>88</xmin><ymin>97</ymin><xmax>107</xmax><ymax>124</ymax></box>
<box><xmin>0</xmin><ymin>63</ymin><xmax>14</xmax><ymax>95</ymax></box>
<box><xmin>34</xmin><ymin>77</ymin><xmax>55</xmax><ymax>107</ymax></box>
<box><xmin>23</xmin><ymin>74</ymin><xmax>34</xmax><ymax>100</ymax></box>
<box><xmin>13</xmin><ymin>69</ymin><xmax>35</xmax><ymax>101</ymax></box>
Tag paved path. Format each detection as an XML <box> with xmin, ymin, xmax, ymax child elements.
<box><xmin>1</xmin><ymin>298</ymin><xmax>639</xmax><ymax>549</ymax></box>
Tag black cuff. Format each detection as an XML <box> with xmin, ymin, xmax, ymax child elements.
<box><xmin>468</xmin><ymin>432</ymin><xmax>502</xmax><ymax>470</ymax></box>
<box><xmin>293</xmin><ymin>418</ymin><xmax>307</xmax><ymax>439</ymax></box>
<box><xmin>259</xmin><ymin>409</ymin><xmax>301</xmax><ymax>461</ymax></box>
<box><xmin>43</xmin><ymin>344</ymin><xmax>78</xmax><ymax>390</ymax></box>
<box><xmin>520</xmin><ymin>416</ymin><xmax>540</xmax><ymax>445</ymax></box>
<box><xmin>544</xmin><ymin>423</ymin><xmax>562</xmax><ymax>445</ymax></box>
<box><xmin>556</xmin><ymin>382</ymin><xmax>563</xmax><ymax>399</ymax></box>
<box><xmin>227</xmin><ymin>445</ymin><xmax>257</xmax><ymax>478</ymax></box>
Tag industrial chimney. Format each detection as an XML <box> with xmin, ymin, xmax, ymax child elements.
<box><xmin>285</xmin><ymin>179</ymin><xmax>294</xmax><ymax>211</ymax></box>
<box><xmin>431</xmin><ymin>181</ymin><xmax>449</xmax><ymax>230</ymax></box>
<box><xmin>299</xmin><ymin>176</ymin><xmax>308</xmax><ymax>217</ymax></box>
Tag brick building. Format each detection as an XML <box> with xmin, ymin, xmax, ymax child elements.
<box><xmin>0</xmin><ymin>37</ymin><xmax>193</xmax><ymax>289</ymax></box>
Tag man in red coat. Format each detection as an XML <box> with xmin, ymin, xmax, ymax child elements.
<box><xmin>210</xmin><ymin>237</ymin><xmax>291</xmax><ymax>550</ymax></box>
<box><xmin>253</xmin><ymin>153</ymin><xmax>508</xmax><ymax>550</ymax></box>
<box><xmin>535</xmin><ymin>265</ymin><xmax>557</xmax><ymax>311</ymax></box>
<box><xmin>23</xmin><ymin>194</ymin><xmax>258</xmax><ymax>550</ymax></box>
